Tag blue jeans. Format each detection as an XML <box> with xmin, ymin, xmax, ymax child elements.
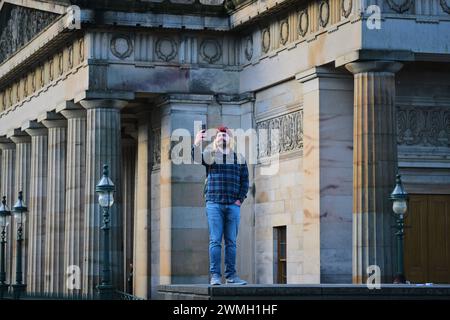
<box><xmin>206</xmin><ymin>201</ymin><xmax>240</xmax><ymax>279</ymax></box>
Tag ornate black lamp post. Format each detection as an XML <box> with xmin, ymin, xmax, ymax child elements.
<box><xmin>12</xmin><ymin>191</ymin><xmax>27</xmax><ymax>299</ymax></box>
<box><xmin>96</xmin><ymin>165</ymin><xmax>115</xmax><ymax>300</ymax></box>
<box><xmin>0</xmin><ymin>196</ymin><xmax>11</xmax><ymax>298</ymax></box>
<box><xmin>390</xmin><ymin>174</ymin><xmax>409</xmax><ymax>284</ymax></box>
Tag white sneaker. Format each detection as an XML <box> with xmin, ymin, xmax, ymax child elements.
<box><xmin>225</xmin><ymin>275</ymin><xmax>247</xmax><ymax>285</ymax></box>
<box><xmin>210</xmin><ymin>274</ymin><xmax>222</xmax><ymax>285</ymax></box>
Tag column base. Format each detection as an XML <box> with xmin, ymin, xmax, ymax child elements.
<box><xmin>0</xmin><ymin>283</ymin><xmax>9</xmax><ymax>299</ymax></box>
<box><xmin>96</xmin><ymin>284</ymin><xmax>115</xmax><ymax>300</ymax></box>
<box><xmin>11</xmin><ymin>283</ymin><xmax>26</xmax><ymax>299</ymax></box>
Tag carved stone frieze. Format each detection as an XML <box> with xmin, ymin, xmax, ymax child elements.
<box><xmin>397</xmin><ymin>106</ymin><xmax>450</xmax><ymax>147</ymax></box>
<box><xmin>256</xmin><ymin>110</ymin><xmax>303</xmax><ymax>159</ymax></box>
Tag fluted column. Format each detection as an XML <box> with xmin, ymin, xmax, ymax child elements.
<box><xmin>41</xmin><ymin>118</ymin><xmax>67</xmax><ymax>294</ymax></box>
<box><xmin>80</xmin><ymin>99</ymin><xmax>127</xmax><ymax>296</ymax></box>
<box><xmin>9</xmin><ymin>132</ymin><xmax>31</xmax><ymax>287</ymax></box>
<box><xmin>0</xmin><ymin>140</ymin><xmax>15</xmax><ymax>285</ymax></box>
<box><xmin>121</xmin><ymin>134</ymin><xmax>136</xmax><ymax>293</ymax></box>
<box><xmin>346</xmin><ymin>61</ymin><xmax>403</xmax><ymax>283</ymax></box>
<box><xmin>60</xmin><ymin>109</ymin><xmax>86</xmax><ymax>295</ymax></box>
<box><xmin>24</xmin><ymin>125</ymin><xmax>48</xmax><ymax>293</ymax></box>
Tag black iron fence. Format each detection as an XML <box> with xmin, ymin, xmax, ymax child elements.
<box><xmin>0</xmin><ymin>289</ymin><xmax>144</xmax><ymax>300</ymax></box>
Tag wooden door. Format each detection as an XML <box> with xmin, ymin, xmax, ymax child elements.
<box><xmin>404</xmin><ymin>195</ymin><xmax>450</xmax><ymax>283</ymax></box>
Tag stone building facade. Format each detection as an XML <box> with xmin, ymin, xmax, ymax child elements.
<box><xmin>0</xmin><ymin>0</ymin><xmax>449</xmax><ymax>299</ymax></box>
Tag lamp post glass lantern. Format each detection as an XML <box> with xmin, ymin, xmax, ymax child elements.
<box><xmin>96</xmin><ymin>164</ymin><xmax>115</xmax><ymax>299</ymax></box>
<box><xmin>12</xmin><ymin>191</ymin><xmax>27</xmax><ymax>298</ymax></box>
<box><xmin>0</xmin><ymin>196</ymin><xmax>11</xmax><ymax>297</ymax></box>
<box><xmin>390</xmin><ymin>174</ymin><xmax>408</xmax><ymax>284</ymax></box>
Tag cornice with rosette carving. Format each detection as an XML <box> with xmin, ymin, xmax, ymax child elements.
<box><xmin>386</xmin><ymin>0</ymin><xmax>413</xmax><ymax>14</ymax></box>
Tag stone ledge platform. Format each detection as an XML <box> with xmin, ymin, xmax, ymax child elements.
<box><xmin>157</xmin><ymin>284</ymin><xmax>450</xmax><ymax>300</ymax></box>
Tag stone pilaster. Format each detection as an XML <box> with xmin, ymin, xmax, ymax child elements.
<box><xmin>0</xmin><ymin>140</ymin><xmax>15</xmax><ymax>285</ymax></box>
<box><xmin>296</xmin><ymin>67</ymin><xmax>354</xmax><ymax>283</ymax></box>
<box><xmin>121</xmin><ymin>133</ymin><xmax>136</xmax><ymax>293</ymax></box>
<box><xmin>24</xmin><ymin>124</ymin><xmax>48</xmax><ymax>293</ymax></box>
<box><xmin>79</xmin><ymin>99</ymin><xmax>127</xmax><ymax>296</ymax></box>
<box><xmin>8</xmin><ymin>131</ymin><xmax>31</xmax><ymax>287</ymax></box>
<box><xmin>41</xmin><ymin>117</ymin><xmax>67</xmax><ymax>294</ymax></box>
<box><xmin>345</xmin><ymin>61</ymin><xmax>403</xmax><ymax>283</ymax></box>
<box><xmin>158</xmin><ymin>95</ymin><xmax>209</xmax><ymax>291</ymax></box>
<box><xmin>133</xmin><ymin>114</ymin><xmax>151</xmax><ymax>298</ymax></box>
<box><xmin>60</xmin><ymin>109</ymin><xmax>86</xmax><ymax>295</ymax></box>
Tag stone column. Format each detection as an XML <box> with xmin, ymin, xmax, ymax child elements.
<box><xmin>24</xmin><ymin>123</ymin><xmax>48</xmax><ymax>293</ymax></box>
<box><xmin>121</xmin><ymin>133</ymin><xmax>136</xmax><ymax>293</ymax></box>
<box><xmin>41</xmin><ymin>115</ymin><xmax>67</xmax><ymax>294</ymax></box>
<box><xmin>60</xmin><ymin>109</ymin><xmax>86</xmax><ymax>295</ymax></box>
<box><xmin>0</xmin><ymin>139</ymin><xmax>15</xmax><ymax>285</ymax></box>
<box><xmin>8</xmin><ymin>131</ymin><xmax>31</xmax><ymax>287</ymax></box>
<box><xmin>345</xmin><ymin>61</ymin><xmax>403</xmax><ymax>283</ymax></box>
<box><xmin>158</xmin><ymin>95</ymin><xmax>209</xmax><ymax>290</ymax></box>
<box><xmin>296</xmin><ymin>67</ymin><xmax>354</xmax><ymax>283</ymax></box>
<box><xmin>79</xmin><ymin>99</ymin><xmax>127</xmax><ymax>296</ymax></box>
<box><xmin>133</xmin><ymin>114</ymin><xmax>151</xmax><ymax>298</ymax></box>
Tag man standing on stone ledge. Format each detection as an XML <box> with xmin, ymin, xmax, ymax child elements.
<box><xmin>192</xmin><ymin>125</ymin><xmax>249</xmax><ymax>285</ymax></box>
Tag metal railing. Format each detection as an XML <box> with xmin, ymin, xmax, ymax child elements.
<box><xmin>0</xmin><ymin>288</ymin><xmax>144</xmax><ymax>300</ymax></box>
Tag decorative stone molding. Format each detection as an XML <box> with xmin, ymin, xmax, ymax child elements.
<box><xmin>298</xmin><ymin>9</ymin><xmax>309</xmax><ymax>37</ymax></box>
<box><xmin>397</xmin><ymin>106</ymin><xmax>450</xmax><ymax>147</ymax></box>
<box><xmin>31</xmin><ymin>70</ymin><xmax>36</xmax><ymax>92</ymax></box>
<box><xmin>341</xmin><ymin>0</ymin><xmax>352</xmax><ymax>18</ymax></box>
<box><xmin>155</xmin><ymin>37</ymin><xmax>178</xmax><ymax>62</ymax></box>
<box><xmin>8</xmin><ymin>87</ymin><xmax>12</xmax><ymax>105</ymax></box>
<box><xmin>386</xmin><ymin>0</ymin><xmax>413</xmax><ymax>13</ymax></box>
<box><xmin>256</xmin><ymin>109</ymin><xmax>303</xmax><ymax>159</ymax></box>
<box><xmin>261</xmin><ymin>27</ymin><xmax>271</xmax><ymax>54</ymax></box>
<box><xmin>200</xmin><ymin>38</ymin><xmax>222</xmax><ymax>64</ymax></box>
<box><xmin>244</xmin><ymin>35</ymin><xmax>253</xmax><ymax>61</ymax></box>
<box><xmin>68</xmin><ymin>45</ymin><xmax>73</xmax><ymax>69</ymax></box>
<box><xmin>39</xmin><ymin>66</ymin><xmax>44</xmax><ymax>88</ymax></box>
<box><xmin>79</xmin><ymin>38</ymin><xmax>85</xmax><ymax>62</ymax></box>
<box><xmin>279</xmin><ymin>19</ymin><xmax>289</xmax><ymax>45</ymax></box>
<box><xmin>110</xmin><ymin>34</ymin><xmax>134</xmax><ymax>60</ymax></box>
<box><xmin>58</xmin><ymin>52</ymin><xmax>64</xmax><ymax>76</ymax></box>
<box><xmin>22</xmin><ymin>77</ymin><xmax>27</xmax><ymax>98</ymax></box>
<box><xmin>0</xmin><ymin>37</ymin><xmax>86</xmax><ymax>112</ymax></box>
<box><xmin>15</xmin><ymin>82</ymin><xmax>20</xmax><ymax>102</ymax></box>
<box><xmin>319</xmin><ymin>0</ymin><xmax>330</xmax><ymax>28</ymax></box>
<box><xmin>49</xmin><ymin>57</ymin><xmax>54</xmax><ymax>81</ymax></box>
<box><xmin>441</xmin><ymin>0</ymin><xmax>450</xmax><ymax>14</ymax></box>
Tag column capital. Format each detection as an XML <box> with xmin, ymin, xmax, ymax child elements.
<box><xmin>296</xmin><ymin>66</ymin><xmax>350</xmax><ymax>83</ymax></box>
<box><xmin>345</xmin><ymin>60</ymin><xmax>403</xmax><ymax>75</ymax></box>
<box><xmin>60</xmin><ymin>109</ymin><xmax>87</xmax><ymax>120</ymax></box>
<box><xmin>56</xmin><ymin>101</ymin><xmax>86</xmax><ymax>120</ymax></box>
<box><xmin>0</xmin><ymin>136</ymin><xmax>15</xmax><ymax>150</ymax></box>
<box><xmin>79</xmin><ymin>99</ymin><xmax>128</xmax><ymax>110</ymax></box>
<box><xmin>22</xmin><ymin>121</ymin><xmax>48</xmax><ymax>137</ymax></box>
<box><xmin>7</xmin><ymin>129</ymin><xmax>31</xmax><ymax>144</ymax></box>
<box><xmin>38</xmin><ymin>112</ymin><xmax>67</xmax><ymax>129</ymax></box>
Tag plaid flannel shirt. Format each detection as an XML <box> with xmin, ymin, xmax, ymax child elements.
<box><xmin>192</xmin><ymin>144</ymin><xmax>249</xmax><ymax>205</ymax></box>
